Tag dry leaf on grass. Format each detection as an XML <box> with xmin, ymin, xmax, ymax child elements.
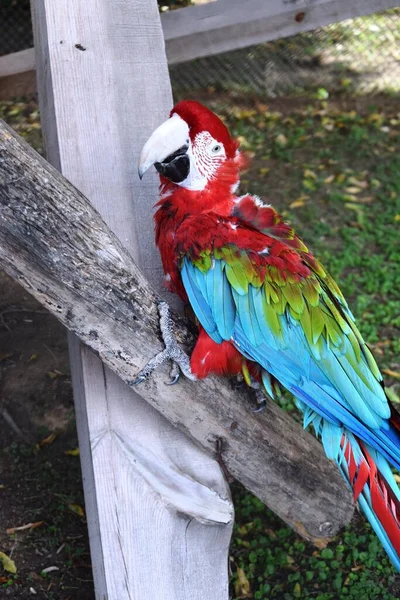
<box><xmin>0</xmin><ymin>551</ymin><xmax>17</xmax><ymax>574</ymax></box>
<box><xmin>6</xmin><ymin>521</ymin><xmax>44</xmax><ymax>535</ymax></box>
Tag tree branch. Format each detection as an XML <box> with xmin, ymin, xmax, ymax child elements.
<box><xmin>0</xmin><ymin>119</ymin><xmax>354</xmax><ymax>541</ymax></box>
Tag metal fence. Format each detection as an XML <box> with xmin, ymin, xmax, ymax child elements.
<box><xmin>0</xmin><ymin>0</ymin><xmax>33</xmax><ymax>56</ymax></box>
<box><xmin>169</xmin><ymin>9</ymin><xmax>400</xmax><ymax>97</ymax></box>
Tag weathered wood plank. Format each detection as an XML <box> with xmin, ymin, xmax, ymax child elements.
<box><xmin>163</xmin><ymin>0</ymin><xmax>400</xmax><ymax>64</ymax></box>
<box><xmin>29</xmin><ymin>1</ymin><xmax>233</xmax><ymax>599</ymax></box>
<box><xmin>0</xmin><ymin>49</ymin><xmax>35</xmax><ymax>78</ymax></box>
<box><xmin>0</xmin><ymin>118</ymin><xmax>354</xmax><ymax>543</ymax></box>
<box><xmin>0</xmin><ymin>49</ymin><xmax>36</xmax><ymax>101</ymax></box>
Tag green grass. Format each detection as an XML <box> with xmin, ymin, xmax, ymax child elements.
<box><xmin>1</xmin><ymin>93</ymin><xmax>399</xmax><ymax>598</ymax></box>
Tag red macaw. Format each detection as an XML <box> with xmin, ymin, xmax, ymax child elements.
<box><xmin>137</xmin><ymin>100</ymin><xmax>400</xmax><ymax>569</ymax></box>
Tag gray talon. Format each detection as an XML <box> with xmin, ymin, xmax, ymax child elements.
<box><xmin>252</xmin><ymin>388</ymin><xmax>267</xmax><ymax>412</ymax></box>
<box><xmin>130</xmin><ymin>376</ymin><xmax>146</xmax><ymax>386</ymax></box>
<box><xmin>165</xmin><ymin>373</ymin><xmax>180</xmax><ymax>386</ymax></box>
<box><xmin>132</xmin><ymin>302</ymin><xmax>197</xmax><ymax>385</ymax></box>
<box><xmin>252</xmin><ymin>399</ymin><xmax>266</xmax><ymax>413</ymax></box>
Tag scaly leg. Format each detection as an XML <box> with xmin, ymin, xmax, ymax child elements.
<box><xmin>131</xmin><ymin>301</ymin><xmax>197</xmax><ymax>386</ymax></box>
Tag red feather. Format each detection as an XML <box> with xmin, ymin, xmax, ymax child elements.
<box><xmin>342</xmin><ymin>435</ymin><xmax>400</xmax><ymax>556</ymax></box>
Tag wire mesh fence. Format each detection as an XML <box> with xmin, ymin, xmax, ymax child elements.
<box><xmin>1</xmin><ymin>3</ymin><xmax>399</xmax><ymax>98</ymax></box>
<box><xmin>170</xmin><ymin>9</ymin><xmax>400</xmax><ymax>98</ymax></box>
<box><xmin>0</xmin><ymin>0</ymin><xmax>33</xmax><ymax>56</ymax></box>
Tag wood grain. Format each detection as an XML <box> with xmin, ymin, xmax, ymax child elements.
<box><xmin>0</xmin><ymin>118</ymin><xmax>354</xmax><ymax>544</ymax></box>
<box><xmin>29</xmin><ymin>1</ymin><xmax>233</xmax><ymax>598</ymax></box>
<box><xmin>162</xmin><ymin>0</ymin><xmax>400</xmax><ymax>64</ymax></box>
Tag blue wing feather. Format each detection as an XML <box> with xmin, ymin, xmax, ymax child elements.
<box><xmin>181</xmin><ymin>256</ymin><xmax>400</xmax><ymax>471</ymax></box>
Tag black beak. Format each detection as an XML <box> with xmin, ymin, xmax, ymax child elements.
<box><xmin>154</xmin><ymin>145</ymin><xmax>190</xmax><ymax>183</ymax></box>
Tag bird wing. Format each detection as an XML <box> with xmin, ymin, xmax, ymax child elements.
<box><xmin>179</xmin><ymin>207</ymin><xmax>399</xmax><ymax>468</ymax></box>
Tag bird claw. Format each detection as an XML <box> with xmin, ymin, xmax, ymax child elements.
<box><xmin>252</xmin><ymin>399</ymin><xmax>266</xmax><ymax>413</ymax></box>
<box><xmin>132</xmin><ymin>302</ymin><xmax>196</xmax><ymax>386</ymax></box>
<box><xmin>165</xmin><ymin>362</ymin><xmax>180</xmax><ymax>385</ymax></box>
<box><xmin>252</xmin><ymin>389</ymin><xmax>267</xmax><ymax>413</ymax></box>
<box><xmin>130</xmin><ymin>374</ymin><xmax>147</xmax><ymax>386</ymax></box>
<box><xmin>165</xmin><ymin>373</ymin><xmax>180</xmax><ymax>386</ymax></box>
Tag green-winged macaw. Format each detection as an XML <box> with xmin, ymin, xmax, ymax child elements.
<box><xmin>137</xmin><ymin>100</ymin><xmax>400</xmax><ymax>569</ymax></box>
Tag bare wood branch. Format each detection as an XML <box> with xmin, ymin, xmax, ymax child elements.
<box><xmin>0</xmin><ymin>119</ymin><xmax>354</xmax><ymax>541</ymax></box>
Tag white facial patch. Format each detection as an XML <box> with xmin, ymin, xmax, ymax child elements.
<box><xmin>177</xmin><ymin>131</ymin><xmax>226</xmax><ymax>191</ymax></box>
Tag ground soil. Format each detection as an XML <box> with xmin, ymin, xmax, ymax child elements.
<box><xmin>0</xmin><ymin>272</ymin><xmax>94</xmax><ymax>599</ymax></box>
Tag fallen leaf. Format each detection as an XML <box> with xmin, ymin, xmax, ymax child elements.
<box><xmin>345</xmin><ymin>187</ymin><xmax>362</xmax><ymax>194</ymax></box>
<box><xmin>0</xmin><ymin>552</ymin><xmax>17</xmax><ymax>574</ymax></box>
<box><xmin>275</xmin><ymin>134</ymin><xmax>288</xmax><ymax>147</ymax></box>
<box><xmin>304</xmin><ymin>169</ymin><xmax>317</xmax><ymax>180</ymax></box>
<box><xmin>370</xmin><ymin>178</ymin><xmax>381</xmax><ymax>189</ymax></box>
<box><xmin>383</xmin><ymin>369</ymin><xmax>400</xmax><ymax>380</ymax></box>
<box><xmin>294</xmin><ymin>582</ymin><xmax>302</xmax><ymax>598</ymax></box>
<box><xmin>6</xmin><ymin>522</ymin><xmax>44</xmax><ymax>535</ymax></box>
<box><xmin>27</xmin><ymin>353</ymin><xmax>38</xmax><ymax>363</ymax></box>
<box><xmin>324</xmin><ymin>174</ymin><xmax>335</xmax><ymax>184</ymax></box>
<box><xmin>68</xmin><ymin>504</ymin><xmax>85</xmax><ymax>518</ymax></box>
<box><xmin>258</xmin><ymin>167</ymin><xmax>270</xmax><ymax>176</ymax></box>
<box><xmin>39</xmin><ymin>434</ymin><xmax>56</xmax><ymax>446</ymax></box>
<box><xmin>394</xmin><ymin>215</ymin><xmax>400</xmax><ymax>222</ymax></box>
<box><xmin>289</xmin><ymin>199</ymin><xmax>307</xmax><ymax>209</ymax></box>
<box><xmin>64</xmin><ymin>448</ymin><xmax>80</xmax><ymax>457</ymax></box>
<box><xmin>294</xmin><ymin>522</ymin><xmax>329</xmax><ymax>548</ymax></box>
<box><xmin>286</xmin><ymin>555</ymin><xmax>295</xmax><ymax>564</ymax></box>
<box><xmin>41</xmin><ymin>566</ymin><xmax>59</xmax><ymax>575</ymax></box>
<box><xmin>336</xmin><ymin>173</ymin><xmax>346</xmax><ymax>184</ymax></box>
<box><xmin>344</xmin><ymin>203</ymin><xmax>364</xmax><ymax>226</ymax></box>
<box><xmin>347</xmin><ymin>177</ymin><xmax>368</xmax><ymax>189</ymax></box>
<box><xmin>235</xmin><ymin>567</ymin><xmax>251</xmax><ymax>598</ymax></box>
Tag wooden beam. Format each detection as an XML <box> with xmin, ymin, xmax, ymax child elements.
<box><xmin>29</xmin><ymin>1</ymin><xmax>233</xmax><ymax>598</ymax></box>
<box><xmin>163</xmin><ymin>0</ymin><xmax>400</xmax><ymax>64</ymax></box>
<box><xmin>0</xmin><ymin>118</ymin><xmax>354</xmax><ymax>542</ymax></box>
<box><xmin>0</xmin><ymin>49</ymin><xmax>35</xmax><ymax>78</ymax></box>
<box><xmin>0</xmin><ymin>49</ymin><xmax>36</xmax><ymax>101</ymax></box>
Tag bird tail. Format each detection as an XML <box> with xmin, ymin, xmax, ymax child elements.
<box><xmin>315</xmin><ymin>418</ymin><xmax>400</xmax><ymax>570</ymax></box>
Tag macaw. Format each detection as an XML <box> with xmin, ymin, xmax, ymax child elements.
<box><xmin>137</xmin><ymin>100</ymin><xmax>400</xmax><ymax>569</ymax></box>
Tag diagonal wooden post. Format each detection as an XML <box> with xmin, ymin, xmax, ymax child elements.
<box><xmin>30</xmin><ymin>1</ymin><xmax>233</xmax><ymax>598</ymax></box>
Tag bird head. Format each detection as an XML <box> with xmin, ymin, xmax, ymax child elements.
<box><xmin>138</xmin><ymin>100</ymin><xmax>241</xmax><ymax>191</ymax></box>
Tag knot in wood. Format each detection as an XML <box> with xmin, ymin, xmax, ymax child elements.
<box><xmin>318</xmin><ymin>521</ymin><xmax>333</xmax><ymax>536</ymax></box>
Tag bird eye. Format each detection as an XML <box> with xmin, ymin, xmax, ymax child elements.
<box><xmin>211</xmin><ymin>144</ymin><xmax>222</xmax><ymax>154</ymax></box>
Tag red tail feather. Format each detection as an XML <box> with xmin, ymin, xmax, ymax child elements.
<box><xmin>342</xmin><ymin>435</ymin><xmax>400</xmax><ymax>556</ymax></box>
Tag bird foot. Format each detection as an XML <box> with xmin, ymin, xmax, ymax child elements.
<box><xmin>130</xmin><ymin>301</ymin><xmax>197</xmax><ymax>386</ymax></box>
<box><xmin>252</xmin><ymin>389</ymin><xmax>267</xmax><ymax>413</ymax></box>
